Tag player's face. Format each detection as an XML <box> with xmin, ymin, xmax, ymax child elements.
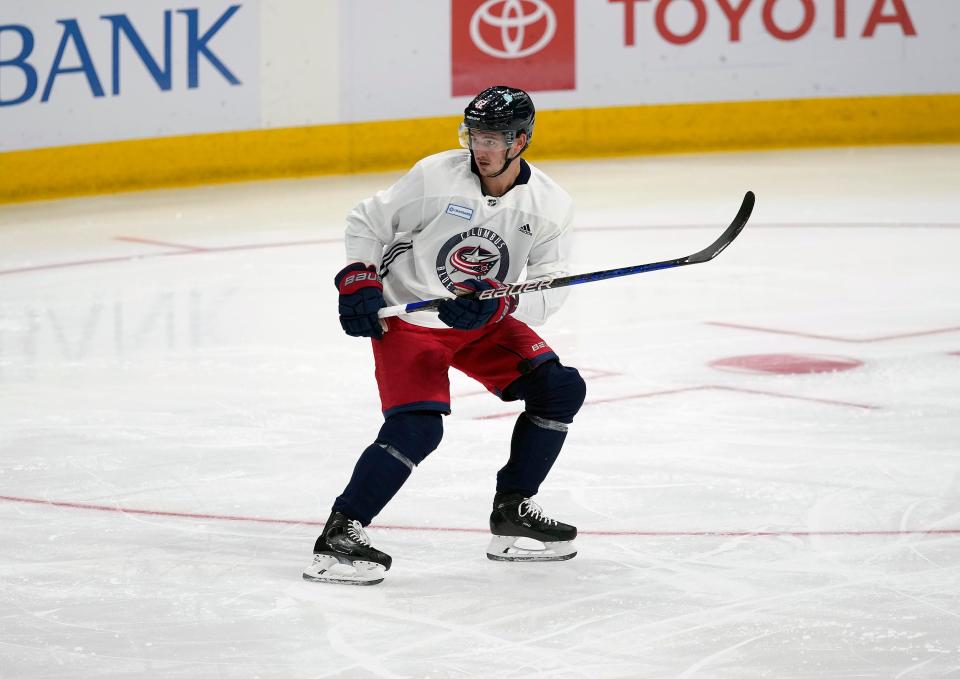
<box><xmin>471</xmin><ymin>132</ymin><xmax>507</xmax><ymax>174</ymax></box>
<box><xmin>460</xmin><ymin>127</ymin><xmax>526</xmax><ymax>175</ymax></box>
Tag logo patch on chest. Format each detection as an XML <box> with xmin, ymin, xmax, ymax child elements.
<box><xmin>445</xmin><ymin>203</ymin><xmax>474</xmax><ymax>221</ymax></box>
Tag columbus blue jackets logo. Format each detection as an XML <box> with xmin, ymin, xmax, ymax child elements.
<box><xmin>450</xmin><ymin>245</ymin><xmax>499</xmax><ymax>277</ymax></box>
<box><xmin>436</xmin><ymin>226</ymin><xmax>511</xmax><ymax>292</ymax></box>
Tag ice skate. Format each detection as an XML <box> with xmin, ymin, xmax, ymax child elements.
<box><xmin>302</xmin><ymin>511</ymin><xmax>392</xmax><ymax>585</ymax></box>
<box><xmin>487</xmin><ymin>493</ymin><xmax>577</xmax><ymax>562</ymax></box>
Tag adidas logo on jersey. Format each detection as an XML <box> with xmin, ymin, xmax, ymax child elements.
<box><xmin>518</xmin><ymin>223</ymin><xmax>532</xmax><ymax>236</ymax></box>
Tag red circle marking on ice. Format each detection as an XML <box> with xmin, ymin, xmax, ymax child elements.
<box><xmin>709</xmin><ymin>354</ymin><xmax>863</xmax><ymax>375</ymax></box>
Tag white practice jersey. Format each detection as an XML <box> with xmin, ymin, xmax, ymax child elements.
<box><xmin>344</xmin><ymin>149</ymin><xmax>574</xmax><ymax>329</ymax></box>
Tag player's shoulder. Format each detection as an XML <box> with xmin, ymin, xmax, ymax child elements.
<box><xmin>416</xmin><ymin>149</ymin><xmax>471</xmax><ymax>175</ymax></box>
<box><xmin>524</xmin><ymin>160</ymin><xmax>574</xmax><ymax>212</ymax></box>
<box><xmin>413</xmin><ymin>149</ymin><xmax>474</xmax><ymax>195</ymax></box>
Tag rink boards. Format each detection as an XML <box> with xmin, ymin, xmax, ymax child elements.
<box><xmin>1</xmin><ymin>0</ymin><xmax>959</xmax><ymax>203</ymax></box>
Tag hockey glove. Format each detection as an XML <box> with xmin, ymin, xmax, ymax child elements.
<box><xmin>335</xmin><ymin>262</ymin><xmax>386</xmax><ymax>339</ymax></box>
<box><xmin>437</xmin><ymin>278</ymin><xmax>517</xmax><ymax>330</ymax></box>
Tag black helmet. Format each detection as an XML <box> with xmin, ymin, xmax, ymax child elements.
<box><xmin>462</xmin><ymin>85</ymin><xmax>535</xmax><ymax>146</ymax></box>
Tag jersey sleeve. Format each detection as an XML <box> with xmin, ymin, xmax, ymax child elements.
<box><xmin>512</xmin><ymin>202</ymin><xmax>574</xmax><ymax>326</ymax></box>
<box><xmin>343</xmin><ymin>163</ymin><xmax>425</xmax><ymax>267</ymax></box>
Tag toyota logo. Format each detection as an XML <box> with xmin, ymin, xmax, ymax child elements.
<box><xmin>469</xmin><ymin>0</ymin><xmax>557</xmax><ymax>59</ymax></box>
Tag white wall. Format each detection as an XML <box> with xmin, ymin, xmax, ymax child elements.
<box><xmin>259</xmin><ymin>1</ymin><xmax>338</xmax><ymax>129</ymax></box>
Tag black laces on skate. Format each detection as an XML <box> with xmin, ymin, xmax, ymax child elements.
<box><xmin>518</xmin><ymin>499</ymin><xmax>557</xmax><ymax>526</ymax></box>
<box><xmin>347</xmin><ymin>520</ymin><xmax>371</xmax><ymax>546</ymax></box>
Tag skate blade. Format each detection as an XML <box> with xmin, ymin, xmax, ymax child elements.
<box><xmin>486</xmin><ymin>535</ymin><xmax>577</xmax><ymax>562</ymax></box>
<box><xmin>301</xmin><ymin>554</ymin><xmax>386</xmax><ymax>585</ymax></box>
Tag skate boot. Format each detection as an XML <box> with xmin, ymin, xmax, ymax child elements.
<box><xmin>302</xmin><ymin>511</ymin><xmax>392</xmax><ymax>585</ymax></box>
<box><xmin>487</xmin><ymin>492</ymin><xmax>577</xmax><ymax>562</ymax></box>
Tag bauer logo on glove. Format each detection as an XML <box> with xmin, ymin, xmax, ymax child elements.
<box><xmin>334</xmin><ymin>262</ymin><xmax>387</xmax><ymax>339</ymax></box>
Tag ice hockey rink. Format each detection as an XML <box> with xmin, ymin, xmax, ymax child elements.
<box><xmin>1</xmin><ymin>145</ymin><xmax>959</xmax><ymax>678</ymax></box>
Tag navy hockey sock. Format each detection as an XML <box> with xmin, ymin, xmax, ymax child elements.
<box><xmin>333</xmin><ymin>443</ymin><xmax>411</xmax><ymax>526</ymax></box>
<box><xmin>496</xmin><ymin>413</ymin><xmax>568</xmax><ymax>496</ymax></box>
<box><xmin>497</xmin><ymin>360</ymin><xmax>586</xmax><ymax>496</ymax></box>
<box><xmin>333</xmin><ymin>411</ymin><xmax>443</xmax><ymax>525</ymax></box>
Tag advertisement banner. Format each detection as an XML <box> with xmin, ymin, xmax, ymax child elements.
<box><xmin>0</xmin><ymin>0</ymin><xmax>259</xmax><ymax>151</ymax></box>
<box><xmin>577</xmin><ymin>0</ymin><xmax>957</xmax><ymax>106</ymax></box>
<box><xmin>451</xmin><ymin>0</ymin><xmax>576</xmax><ymax>96</ymax></box>
<box><xmin>2</xmin><ymin>1</ymin><xmax>958</xmax><ymax>152</ymax></box>
<box><xmin>338</xmin><ymin>0</ymin><xmax>960</xmax><ymax>122</ymax></box>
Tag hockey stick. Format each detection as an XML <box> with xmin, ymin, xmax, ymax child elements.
<box><xmin>377</xmin><ymin>190</ymin><xmax>755</xmax><ymax>319</ymax></box>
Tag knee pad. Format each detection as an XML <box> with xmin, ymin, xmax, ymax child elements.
<box><xmin>517</xmin><ymin>360</ymin><xmax>586</xmax><ymax>424</ymax></box>
<box><xmin>375</xmin><ymin>411</ymin><xmax>444</xmax><ymax>469</ymax></box>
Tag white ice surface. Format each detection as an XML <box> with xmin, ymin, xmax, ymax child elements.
<box><xmin>1</xmin><ymin>146</ymin><xmax>959</xmax><ymax>678</ymax></box>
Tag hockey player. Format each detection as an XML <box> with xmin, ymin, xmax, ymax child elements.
<box><xmin>303</xmin><ymin>85</ymin><xmax>586</xmax><ymax>585</ymax></box>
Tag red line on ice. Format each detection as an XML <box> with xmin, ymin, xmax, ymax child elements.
<box><xmin>0</xmin><ymin>238</ymin><xmax>343</xmax><ymax>277</ymax></box>
<box><xmin>707</xmin><ymin>321</ymin><xmax>960</xmax><ymax>344</ymax></box>
<box><xmin>4</xmin><ymin>495</ymin><xmax>955</xmax><ymax>538</ymax></box>
<box><xmin>473</xmin><ymin>384</ymin><xmax>877</xmax><ymax>419</ymax></box>
<box><xmin>5</xmin><ymin>220</ymin><xmax>959</xmax><ymax>279</ymax></box>
<box><xmin>114</xmin><ymin>236</ymin><xmax>210</xmax><ymax>252</ymax></box>
<box><xmin>579</xmin><ymin>222</ymin><xmax>960</xmax><ymax>233</ymax></box>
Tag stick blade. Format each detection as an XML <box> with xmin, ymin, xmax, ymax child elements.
<box><xmin>686</xmin><ymin>191</ymin><xmax>755</xmax><ymax>264</ymax></box>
